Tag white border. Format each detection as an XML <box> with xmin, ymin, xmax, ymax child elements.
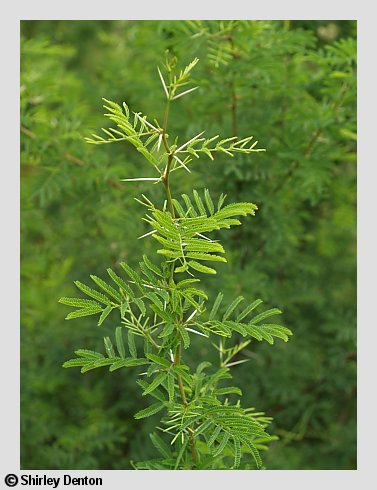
<box><xmin>2</xmin><ymin>1</ymin><xmax>375</xmax><ymax>488</ymax></box>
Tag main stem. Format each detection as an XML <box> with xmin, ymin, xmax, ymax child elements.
<box><xmin>173</xmin><ymin>342</ymin><xmax>198</xmax><ymax>467</ymax></box>
<box><xmin>163</xmin><ymin>155</ymin><xmax>175</xmax><ymax>219</ymax></box>
<box><xmin>161</xmin><ymin>97</ymin><xmax>198</xmax><ymax>469</ymax></box>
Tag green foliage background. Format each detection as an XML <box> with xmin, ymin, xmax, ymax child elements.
<box><xmin>21</xmin><ymin>20</ymin><xmax>356</xmax><ymax>470</ymax></box>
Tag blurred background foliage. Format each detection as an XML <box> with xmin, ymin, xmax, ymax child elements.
<box><xmin>20</xmin><ymin>20</ymin><xmax>356</xmax><ymax>470</ymax></box>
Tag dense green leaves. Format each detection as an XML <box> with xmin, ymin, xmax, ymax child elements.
<box><xmin>63</xmin><ymin>354</ymin><xmax>149</xmax><ymax>372</ymax></box>
<box><xmin>85</xmin><ymin>99</ymin><xmax>163</xmax><ymax>168</ymax></box>
<box><xmin>21</xmin><ymin>19</ymin><xmax>355</xmax><ymax>471</ymax></box>
<box><xmin>193</xmin><ymin>295</ymin><xmax>293</xmax><ymax>345</ymax></box>
<box><xmin>143</xmin><ymin>190</ymin><xmax>257</xmax><ymax>275</ymax></box>
<box><xmin>55</xmin><ymin>53</ymin><xmax>292</xmax><ymax>471</ymax></box>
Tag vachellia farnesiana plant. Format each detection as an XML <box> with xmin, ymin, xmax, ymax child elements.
<box><xmin>60</xmin><ymin>54</ymin><xmax>293</xmax><ymax>470</ymax></box>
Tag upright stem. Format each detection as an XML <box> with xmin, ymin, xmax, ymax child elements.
<box><xmin>163</xmin><ymin>99</ymin><xmax>171</xmax><ymax>135</ymax></box>
<box><xmin>161</xmin><ymin>98</ymin><xmax>176</xmax><ymax>218</ymax></box>
<box><xmin>163</xmin><ymin>155</ymin><xmax>175</xmax><ymax>219</ymax></box>
<box><xmin>173</xmin><ymin>342</ymin><xmax>198</xmax><ymax>467</ymax></box>
<box><xmin>161</xmin><ymin>96</ymin><xmax>198</xmax><ymax>468</ymax></box>
<box><xmin>174</xmin><ymin>343</ymin><xmax>187</xmax><ymax>404</ymax></box>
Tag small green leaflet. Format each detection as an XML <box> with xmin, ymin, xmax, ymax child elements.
<box><xmin>193</xmin><ymin>189</ymin><xmax>207</xmax><ymax>215</ymax></box>
<box><xmin>142</xmin><ymin>372</ymin><xmax>167</xmax><ymax>395</ymax></box>
<box><xmin>128</xmin><ymin>330</ymin><xmax>137</xmax><ymax>358</ymax></box>
<box><xmin>146</xmin><ymin>353</ymin><xmax>172</xmax><ymax>369</ymax></box>
<box><xmin>81</xmin><ymin>358</ymin><xmax>115</xmax><ymax>373</ymax></box>
<box><xmin>134</xmin><ymin>402</ymin><xmax>166</xmax><ymax>419</ymax></box>
<box><xmin>59</xmin><ymin>297</ymin><xmax>100</xmax><ymax>308</ymax></box>
<box><xmin>104</xmin><ymin>336</ymin><xmax>116</xmax><ymax>357</ymax></box>
<box><xmin>137</xmin><ymin>379</ymin><xmax>166</xmax><ymax>402</ymax></box>
<box><xmin>213</xmin><ymin>431</ymin><xmax>230</xmax><ymax>457</ymax></box>
<box><xmin>158</xmin><ymin>323</ymin><xmax>175</xmax><ymax>338</ymax></box>
<box><xmin>232</xmin><ymin>437</ymin><xmax>241</xmax><ymax>468</ymax></box>
<box><xmin>222</xmin><ymin>296</ymin><xmax>244</xmax><ymax>321</ymax></box>
<box><xmin>150</xmin><ymin>433</ymin><xmax>171</xmax><ymax>458</ymax></box>
<box><xmin>236</xmin><ymin>299</ymin><xmax>263</xmax><ymax>322</ymax></box>
<box><xmin>194</xmin><ymin>419</ymin><xmax>213</xmax><ymax>438</ymax></box>
<box><xmin>216</xmin><ymin>386</ymin><xmax>243</xmax><ymax>396</ymax></box>
<box><xmin>74</xmin><ymin>350</ymin><xmax>104</xmax><ymax>359</ymax></box>
<box><xmin>208</xmin><ymin>425</ymin><xmax>222</xmax><ymax>448</ymax></box>
<box><xmin>180</xmin><ymin>327</ymin><xmax>191</xmax><ymax>349</ymax></box>
<box><xmin>134</xmin><ymin>297</ymin><xmax>146</xmax><ymax>316</ymax></box>
<box><xmin>249</xmin><ymin>308</ymin><xmax>282</xmax><ymax>324</ymax></box>
<box><xmin>109</xmin><ymin>358</ymin><xmax>149</xmax><ymax>371</ymax></box>
<box><xmin>142</xmin><ymin>255</ymin><xmax>163</xmax><ymax>277</ymax></box>
<box><xmin>73</xmin><ymin>281</ymin><xmax>111</xmax><ymax>305</ymax></box>
<box><xmin>239</xmin><ymin>436</ymin><xmax>262</xmax><ymax>469</ymax></box>
<box><xmin>65</xmin><ymin>306</ymin><xmax>103</xmax><ymax>320</ymax></box>
<box><xmin>90</xmin><ymin>275</ymin><xmax>123</xmax><ymax>303</ymax></box>
<box><xmin>167</xmin><ymin>372</ymin><xmax>175</xmax><ymax>402</ymax></box>
<box><xmin>204</xmin><ymin>188</ymin><xmax>215</xmax><ymax>215</ymax></box>
<box><xmin>209</xmin><ymin>292</ymin><xmax>224</xmax><ymax>320</ymax></box>
<box><xmin>188</xmin><ymin>261</ymin><xmax>217</xmax><ymax>275</ymax></box>
<box><xmin>107</xmin><ymin>268</ymin><xmax>134</xmax><ymax>298</ymax></box>
<box><xmin>98</xmin><ymin>305</ymin><xmax>112</xmax><ymax>326</ymax></box>
<box><xmin>63</xmin><ymin>358</ymin><xmax>91</xmax><ymax>368</ymax></box>
<box><xmin>115</xmin><ymin>326</ymin><xmax>126</xmax><ymax>357</ymax></box>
